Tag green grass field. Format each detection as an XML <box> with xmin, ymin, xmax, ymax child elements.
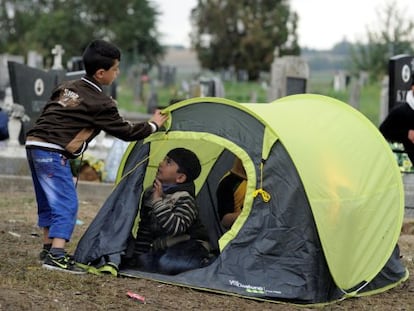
<box><xmin>116</xmin><ymin>71</ymin><xmax>382</xmax><ymax>127</ymax></box>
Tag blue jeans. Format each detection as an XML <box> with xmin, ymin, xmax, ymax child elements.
<box><xmin>138</xmin><ymin>240</ymin><xmax>213</xmax><ymax>275</ymax></box>
<box><xmin>26</xmin><ymin>148</ymin><xmax>78</xmax><ymax>241</ymax></box>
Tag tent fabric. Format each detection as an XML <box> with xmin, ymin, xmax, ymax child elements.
<box><xmin>74</xmin><ymin>143</ymin><xmax>150</xmax><ymax>265</ymax></box>
<box><xmin>243</xmin><ymin>95</ymin><xmax>405</xmax><ymax>290</ymax></box>
<box><xmin>74</xmin><ymin>94</ymin><xmax>408</xmax><ymax>305</ymax></box>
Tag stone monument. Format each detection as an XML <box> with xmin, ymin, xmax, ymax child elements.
<box><xmin>0</xmin><ymin>54</ymin><xmax>24</xmax><ymax>100</ymax></box>
<box><xmin>51</xmin><ymin>44</ymin><xmax>65</xmax><ymax>70</ymax></box>
<box><xmin>267</xmin><ymin>49</ymin><xmax>309</xmax><ymax>102</ymax></box>
<box><xmin>27</xmin><ymin>51</ymin><xmax>43</xmax><ymax>69</ymax></box>
<box><xmin>7</xmin><ymin>61</ymin><xmax>59</xmax><ymax>143</ymax></box>
<box><xmin>388</xmin><ymin>54</ymin><xmax>414</xmax><ymax>112</ymax></box>
<box><xmin>199</xmin><ymin>77</ymin><xmax>225</xmax><ymax>97</ymax></box>
<box><xmin>333</xmin><ymin>70</ymin><xmax>350</xmax><ymax>92</ymax></box>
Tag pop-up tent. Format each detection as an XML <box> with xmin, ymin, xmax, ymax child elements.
<box><xmin>74</xmin><ymin>94</ymin><xmax>408</xmax><ymax>305</ymax></box>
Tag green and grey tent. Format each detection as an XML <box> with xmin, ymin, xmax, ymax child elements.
<box><xmin>74</xmin><ymin>94</ymin><xmax>408</xmax><ymax>305</ymax></box>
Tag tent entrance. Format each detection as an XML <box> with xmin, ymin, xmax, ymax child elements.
<box><xmin>123</xmin><ymin>131</ymin><xmax>257</xmax><ymax>250</ymax></box>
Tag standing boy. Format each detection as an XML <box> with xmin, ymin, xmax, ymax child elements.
<box><xmin>124</xmin><ymin>148</ymin><xmax>213</xmax><ymax>275</ymax></box>
<box><xmin>25</xmin><ymin>39</ymin><xmax>168</xmax><ymax>273</ymax></box>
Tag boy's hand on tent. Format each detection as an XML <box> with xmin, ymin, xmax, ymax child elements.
<box><xmin>152</xmin><ymin>179</ymin><xmax>163</xmax><ymax>200</ymax></box>
<box><xmin>150</xmin><ymin>109</ymin><xmax>169</xmax><ymax>129</ymax></box>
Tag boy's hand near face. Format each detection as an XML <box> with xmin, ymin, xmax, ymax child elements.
<box><xmin>152</xmin><ymin>178</ymin><xmax>163</xmax><ymax>201</ymax></box>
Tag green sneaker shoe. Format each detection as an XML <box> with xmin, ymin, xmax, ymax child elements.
<box><xmin>43</xmin><ymin>254</ymin><xmax>86</xmax><ymax>274</ymax></box>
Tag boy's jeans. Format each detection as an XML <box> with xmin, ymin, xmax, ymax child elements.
<box><xmin>26</xmin><ymin>148</ymin><xmax>78</xmax><ymax>241</ymax></box>
<box><xmin>138</xmin><ymin>239</ymin><xmax>213</xmax><ymax>275</ymax></box>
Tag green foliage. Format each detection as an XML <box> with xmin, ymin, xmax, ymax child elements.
<box><xmin>190</xmin><ymin>0</ymin><xmax>299</xmax><ymax>81</ymax></box>
<box><xmin>356</xmin><ymin>84</ymin><xmax>381</xmax><ymax>125</ymax></box>
<box><xmin>116</xmin><ymin>71</ymin><xmax>381</xmax><ymax>128</ymax></box>
<box><xmin>0</xmin><ymin>0</ymin><xmax>164</xmax><ymax>67</ymax></box>
<box><xmin>116</xmin><ymin>80</ymin><xmax>143</xmax><ymax>113</ymax></box>
<box><xmin>307</xmin><ymin>72</ymin><xmax>381</xmax><ymax>126</ymax></box>
<box><xmin>116</xmin><ymin>75</ymin><xmax>174</xmax><ymax>113</ymax></box>
<box><xmin>350</xmin><ymin>1</ymin><xmax>414</xmax><ymax>82</ymax></box>
<box><xmin>222</xmin><ymin>81</ymin><xmax>267</xmax><ymax>103</ymax></box>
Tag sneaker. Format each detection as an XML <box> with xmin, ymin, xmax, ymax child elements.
<box><xmin>42</xmin><ymin>253</ymin><xmax>86</xmax><ymax>274</ymax></box>
<box><xmin>98</xmin><ymin>262</ymin><xmax>119</xmax><ymax>276</ymax></box>
<box><xmin>39</xmin><ymin>249</ymin><xmax>49</xmax><ymax>262</ymax></box>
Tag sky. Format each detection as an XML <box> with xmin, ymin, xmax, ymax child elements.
<box><xmin>151</xmin><ymin>0</ymin><xmax>414</xmax><ymax>50</ymax></box>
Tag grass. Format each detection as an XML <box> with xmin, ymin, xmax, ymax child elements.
<box><xmin>116</xmin><ymin>70</ymin><xmax>383</xmax><ymax>126</ymax></box>
<box><xmin>223</xmin><ymin>81</ymin><xmax>268</xmax><ymax>103</ymax></box>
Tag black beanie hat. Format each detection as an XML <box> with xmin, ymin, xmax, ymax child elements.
<box><xmin>167</xmin><ymin>148</ymin><xmax>201</xmax><ymax>182</ymax></box>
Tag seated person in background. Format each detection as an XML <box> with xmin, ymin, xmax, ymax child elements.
<box><xmin>379</xmin><ymin>78</ymin><xmax>414</xmax><ymax>164</ymax></box>
<box><xmin>124</xmin><ymin>147</ymin><xmax>213</xmax><ymax>275</ymax></box>
<box><xmin>216</xmin><ymin>158</ymin><xmax>247</xmax><ymax>230</ymax></box>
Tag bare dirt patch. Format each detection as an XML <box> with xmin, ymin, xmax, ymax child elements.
<box><xmin>0</xmin><ymin>190</ymin><xmax>413</xmax><ymax>310</ymax></box>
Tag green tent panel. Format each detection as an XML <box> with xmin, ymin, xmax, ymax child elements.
<box><xmin>244</xmin><ymin>95</ymin><xmax>405</xmax><ymax>290</ymax></box>
<box><xmin>74</xmin><ymin>94</ymin><xmax>408</xmax><ymax>305</ymax></box>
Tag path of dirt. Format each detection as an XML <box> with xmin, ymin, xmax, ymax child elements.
<box><xmin>0</xmin><ymin>190</ymin><xmax>413</xmax><ymax>310</ymax></box>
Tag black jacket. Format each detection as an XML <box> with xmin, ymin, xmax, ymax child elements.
<box><xmin>26</xmin><ymin>76</ymin><xmax>153</xmax><ymax>158</ymax></box>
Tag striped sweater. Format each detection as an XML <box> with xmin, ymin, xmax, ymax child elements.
<box><xmin>133</xmin><ymin>182</ymin><xmax>208</xmax><ymax>255</ymax></box>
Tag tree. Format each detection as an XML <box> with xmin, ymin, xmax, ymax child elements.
<box><xmin>0</xmin><ymin>0</ymin><xmax>164</xmax><ymax>68</ymax></box>
<box><xmin>190</xmin><ymin>0</ymin><xmax>299</xmax><ymax>81</ymax></box>
<box><xmin>331</xmin><ymin>39</ymin><xmax>352</xmax><ymax>56</ymax></box>
<box><xmin>350</xmin><ymin>1</ymin><xmax>414</xmax><ymax>82</ymax></box>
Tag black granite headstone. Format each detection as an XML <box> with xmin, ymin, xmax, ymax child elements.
<box><xmin>286</xmin><ymin>77</ymin><xmax>307</xmax><ymax>96</ymax></box>
<box><xmin>63</xmin><ymin>70</ymin><xmax>85</xmax><ymax>82</ymax></box>
<box><xmin>68</xmin><ymin>56</ymin><xmax>84</xmax><ymax>71</ymax></box>
<box><xmin>8</xmin><ymin>61</ymin><xmax>59</xmax><ymax>141</ymax></box>
<box><xmin>200</xmin><ymin>79</ymin><xmax>216</xmax><ymax>97</ymax></box>
<box><xmin>388</xmin><ymin>54</ymin><xmax>414</xmax><ymax>111</ymax></box>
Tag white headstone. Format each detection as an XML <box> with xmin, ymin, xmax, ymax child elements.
<box><xmin>348</xmin><ymin>79</ymin><xmax>360</xmax><ymax>109</ymax></box>
<box><xmin>333</xmin><ymin>70</ymin><xmax>347</xmax><ymax>91</ymax></box>
<box><xmin>0</xmin><ymin>54</ymin><xmax>24</xmax><ymax>90</ymax></box>
<box><xmin>51</xmin><ymin>45</ymin><xmax>65</xmax><ymax>70</ymax></box>
<box><xmin>267</xmin><ymin>55</ymin><xmax>309</xmax><ymax>102</ymax></box>
<box><xmin>27</xmin><ymin>51</ymin><xmax>43</xmax><ymax>69</ymax></box>
<box><xmin>379</xmin><ymin>75</ymin><xmax>389</xmax><ymax>123</ymax></box>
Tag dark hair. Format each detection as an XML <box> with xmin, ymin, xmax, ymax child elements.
<box><xmin>82</xmin><ymin>39</ymin><xmax>121</xmax><ymax>76</ymax></box>
<box><xmin>167</xmin><ymin>148</ymin><xmax>201</xmax><ymax>182</ymax></box>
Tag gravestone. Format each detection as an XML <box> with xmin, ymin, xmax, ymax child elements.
<box><xmin>64</xmin><ymin>70</ymin><xmax>85</xmax><ymax>81</ymax></box>
<box><xmin>51</xmin><ymin>44</ymin><xmax>65</xmax><ymax>70</ymax></box>
<box><xmin>158</xmin><ymin>65</ymin><xmax>176</xmax><ymax>87</ymax></box>
<box><xmin>267</xmin><ymin>50</ymin><xmax>309</xmax><ymax>102</ymax></box>
<box><xmin>379</xmin><ymin>76</ymin><xmax>389</xmax><ymax>123</ymax></box>
<box><xmin>348</xmin><ymin>78</ymin><xmax>361</xmax><ymax>110</ymax></box>
<box><xmin>27</xmin><ymin>51</ymin><xmax>43</xmax><ymax>69</ymax></box>
<box><xmin>0</xmin><ymin>54</ymin><xmax>24</xmax><ymax>101</ymax></box>
<box><xmin>7</xmin><ymin>61</ymin><xmax>59</xmax><ymax>143</ymax></box>
<box><xmin>67</xmin><ymin>56</ymin><xmax>84</xmax><ymax>71</ymax></box>
<box><xmin>388</xmin><ymin>54</ymin><xmax>414</xmax><ymax>112</ymax></box>
<box><xmin>198</xmin><ymin>77</ymin><xmax>225</xmax><ymax>97</ymax></box>
<box><xmin>333</xmin><ymin>70</ymin><xmax>347</xmax><ymax>91</ymax></box>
